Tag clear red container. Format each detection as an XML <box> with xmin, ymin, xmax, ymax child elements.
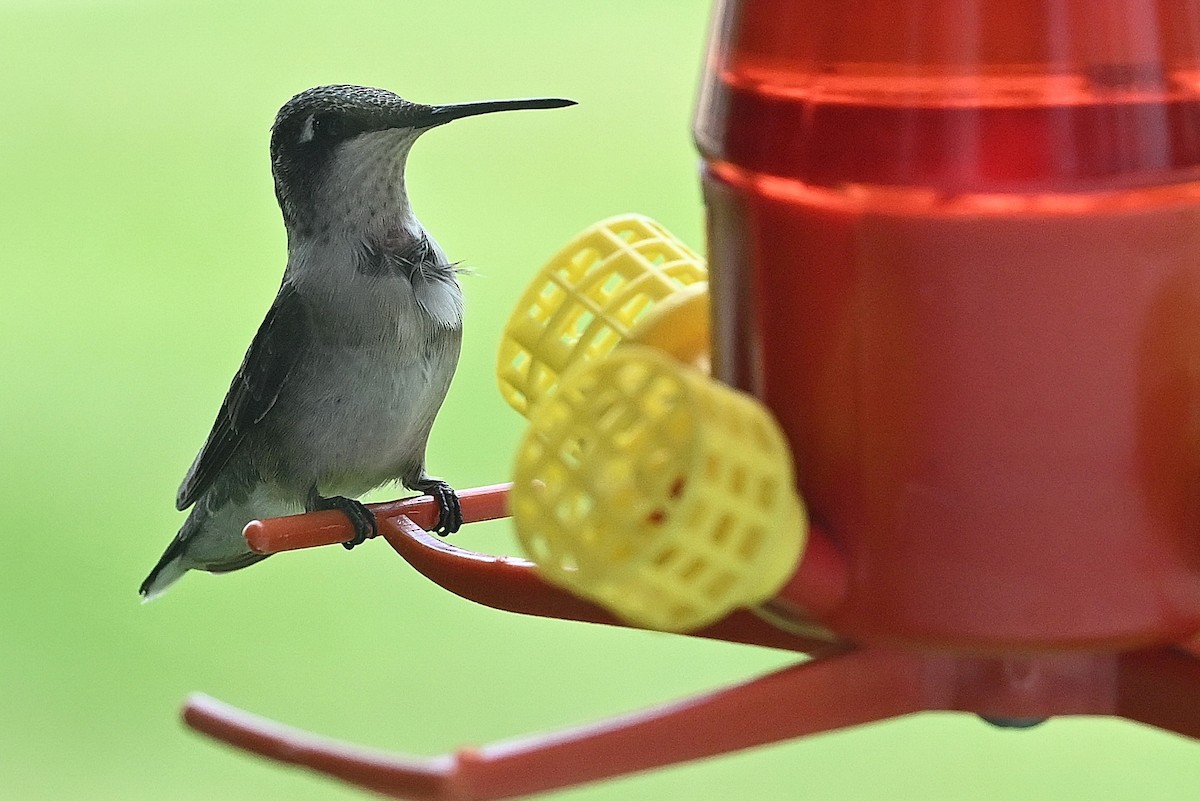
<box><xmin>695</xmin><ymin>0</ymin><xmax>1200</xmax><ymax>650</ymax></box>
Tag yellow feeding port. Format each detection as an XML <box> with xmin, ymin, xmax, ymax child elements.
<box><xmin>511</xmin><ymin>346</ymin><xmax>807</xmax><ymax>632</ymax></box>
<box><xmin>497</xmin><ymin>214</ymin><xmax>708</xmax><ymax>418</ymax></box>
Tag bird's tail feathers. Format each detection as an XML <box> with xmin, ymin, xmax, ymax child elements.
<box><xmin>140</xmin><ymin>505</ymin><xmax>274</xmax><ymax>601</ymax></box>
<box><xmin>139</xmin><ymin>550</ymin><xmax>189</xmax><ymax>602</ymax></box>
<box><xmin>140</xmin><ymin>507</ymin><xmax>204</xmax><ymax>601</ymax></box>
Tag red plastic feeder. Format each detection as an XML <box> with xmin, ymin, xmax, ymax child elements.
<box><xmin>183</xmin><ymin>1</ymin><xmax>1200</xmax><ymax>798</ymax></box>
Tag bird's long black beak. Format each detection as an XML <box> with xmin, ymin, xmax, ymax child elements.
<box><xmin>415</xmin><ymin>97</ymin><xmax>576</xmax><ymax>128</ymax></box>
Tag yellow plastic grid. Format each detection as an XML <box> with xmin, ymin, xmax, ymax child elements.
<box><xmin>511</xmin><ymin>346</ymin><xmax>806</xmax><ymax>632</ymax></box>
<box><xmin>497</xmin><ymin>214</ymin><xmax>708</xmax><ymax>418</ymax></box>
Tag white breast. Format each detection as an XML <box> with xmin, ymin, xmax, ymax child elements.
<box><xmin>268</xmin><ymin>127</ymin><xmax>464</xmax><ymax>496</ymax></box>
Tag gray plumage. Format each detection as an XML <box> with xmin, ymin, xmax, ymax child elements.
<box><xmin>141</xmin><ymin>85</ymin><xmax>575</xmax><ymax>599</ymax></box>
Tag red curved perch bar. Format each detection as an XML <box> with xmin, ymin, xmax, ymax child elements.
<box><xmin>184</xmin><ymin>641</ymin><xmax>1200</xmax><ymax>800</ymax></box>
<box><xmin>242</xmin><ymin>483</ymin><xmax>514</xmax><ymax>554</ymax></box>
<box><xmin>184</xmin><ymin>648</ymin><xmax>926</xmax><ymax>801</ymax></box>
<box><xmin>241</xmin><ymin>483</ymin><xmax>846</xmax><ymax>653</ymax></box>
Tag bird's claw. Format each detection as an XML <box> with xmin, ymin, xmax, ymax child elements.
<box><xmin>339</xmin><ymin>498</ymin><xmax>378</xmax><ymax>549</ymax></box>
<box><xmin>311</xmin><ymin>495</ymin><xmax>378</xmax><ymax>549</ymax></box>
<box><xmin>417</xmin><ymin>480</ymin><xmax>462</xmax><ymax>536</ymax></box>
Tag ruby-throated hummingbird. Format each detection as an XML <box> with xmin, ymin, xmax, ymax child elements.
<box><xmin>140</xmin><ymin>85</ymin><xmax>575</xmax><ymax>599</ymax></box>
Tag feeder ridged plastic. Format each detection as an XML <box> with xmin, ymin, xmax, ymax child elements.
<box><xmin>497</xmin><ymin>214</ymin><xmax>708</xmax><ymax>418</ymax></box>
<box><xmin>511</xmin><ymin>345</ymin><xmax>807</xmax><ymax>632</ymax></box>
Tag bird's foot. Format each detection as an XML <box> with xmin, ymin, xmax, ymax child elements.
<box><xmin>311</xmin><ymin>495</ymin><xmax>378</xmax><ymax>550</ymax></box>
<box><xmin>413</xmin><ymin>480</ymin><xmax>462</xmax><ymax>536</ymax></box>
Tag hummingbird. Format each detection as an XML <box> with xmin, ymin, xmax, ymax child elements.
<box><xmin>140</xmin><ymin>85</ymin><xmax>575</xmax><ymax>599</ymax></box>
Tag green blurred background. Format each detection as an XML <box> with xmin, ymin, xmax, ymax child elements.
<box><xmin>2</xmin><ymin>1</ymin><xmax>1200</xmax><ymax>799</ymax></box>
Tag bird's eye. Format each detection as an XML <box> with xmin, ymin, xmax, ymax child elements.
<box><xmin>298</xmin><ymin>113</ymin><xmax>341</xmax><ymax>145</ymax></box>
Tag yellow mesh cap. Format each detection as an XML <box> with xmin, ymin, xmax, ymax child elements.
<box><xmin>497</xmin><ymin>214</ymin><xmax>708</xmax><ymax>418</ymax></box>
<box><xmin>511</xmin><ymin>346</ymin><xmax>806</xmax><ymax>632</ymax></box>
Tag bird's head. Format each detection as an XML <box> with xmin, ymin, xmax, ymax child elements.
<box><xmin>269</xmin><ymin>85</ymin><xmax>575</xmax><ymax>235</ymax></box>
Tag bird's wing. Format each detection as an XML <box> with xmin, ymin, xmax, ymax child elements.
<box><xmin>175</xmin><ymin>282</ymin><xmax>310</xmax><ymax>510</ymax></box>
